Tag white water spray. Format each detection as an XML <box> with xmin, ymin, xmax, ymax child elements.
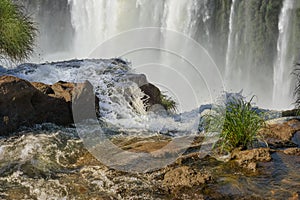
<box><xmin>225</xmin><ymin>0</ymin><xmax>236</xmax><ymax>83</ymax></box>
<box><xmin>67</xmin><ymin>0</ymin><xmax>166</xmax><ymax>58</ymax></box>
<box><xmin>272</xmin><ymin>0</ymin><xmax>294</xmax><ymax>109</ymax></box>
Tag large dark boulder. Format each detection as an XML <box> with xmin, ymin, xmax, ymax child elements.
<box><xmin>0</xmin><ymin>76</ymin><xmax>98</xmax><ymax>135</ymax></box>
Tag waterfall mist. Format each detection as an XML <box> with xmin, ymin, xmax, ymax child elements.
<box><xmin>17</xmin><ymin>0</ymin><xmax>300</xmax><ymax>110</ymax></box>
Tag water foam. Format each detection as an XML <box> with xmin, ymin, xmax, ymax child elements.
<box><xmin>4</xmin><ymin>59</ymin><xmax>200</xmax><ymax>135</ymax></box>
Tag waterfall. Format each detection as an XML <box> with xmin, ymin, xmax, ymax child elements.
<box><xmin>67</xmin><ymin>0</ymin><xmax>165</xmax><ymax>58</ymax></box>
<box><xmin>16</xmin><ymin>0</ymin><xmax>300</xmax><ymax>110</ymax></box>
<box><xmin>162</xmin><ymin>0</ymin><xmax>204</xmax><ymax>37</ymax></box>
<box><xmin>272</xmin><ymin>0</ymin><xmax>294</xmax><ymax>109</ymax></box>
<box><xmin>67</xmin><ymin>0</ymin><xmax>205</xmax><ymax>58</ymax></box>
<box><xmin>67</xmin><ymin>0</ymin><xmax>214</xmax><ymax>111</ymax></box>
<box><xmin>225</xmin><ymin>0</ymin><xmax>236</xmax><ymax>84</ymax></box>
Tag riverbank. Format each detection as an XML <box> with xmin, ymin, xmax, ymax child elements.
<box><xmin>0</xmin><ymin>118</ymin><xmax>299</xmax><ymax>199</ymax></box>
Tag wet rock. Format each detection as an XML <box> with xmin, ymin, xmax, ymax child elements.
<box><xmin>50</xmin><ymin>81</ymin><xmax>75</xmax><ymax>102</ymax></box>
<box><xmin>261</xmin><ymin>119</ymin><xmax>300</xmax><ymax>147</ymax></box>
<box><xmin>283</xmin><ymin>148</ymin><xmax>300</xmax><ymax>156</ymax></box>
<box><xmin>140</xmin><ymin>83</ymin><xmax>162</xmax><ymax>110</ymax></box>
<box><xmin>292</xmin><ymin>131</ymin><xmax>300</xmax><ymax>147</ymax></box>
<box><xmin>0</xmin><ymin>76</ymin><xmax>98</xmax><ymax>135</ymax></box>
<box><xmin>123</xmin><ymin>73</ymin><xmax>162</xmax><ymax>110</ymax></box>
<box><xmin>147</xmin><ymin>104</ymin><xmax>168</xmax><ymax>115</ymax></box>
<box><xmin>31</xmin><ymin>82</ymin><xmax>54</xmax><ymax>95</ymax></box>
<box><xmin>124</xmin><ymin>73</ymin><xmax>148</xmax><ymax>87</ymax></box>
<box><xmin>231</xmin><ymin>148</ymin><xmax>271</xmax><ymax>171</ymax></box>
<box><xmin>289</xmin><ymin>192</ymin><xmax>300</xmax><ymax>200</ymax></box>
<box><xmin>163</xmin><ymin>166</ymin><xmax>211</xmax><ymax>191</ymax></box>
<box><xmin>282</xmin><ymin>109</ymin><xmax>299</xmax><ymax>117</ymax></box>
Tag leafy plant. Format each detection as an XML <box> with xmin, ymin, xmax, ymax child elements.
<box><xmin>160</xmin><ymin>93</ymin><xmax>177</xmax><ymax>112</ymax></box>
<box><xmin>204</xmin><ymin>96</ymin><xmax>265</xmax><ymax>152</ymax></box>
<box><xmin>0</xmin><ymin>0</ymin><xmax>36</xmax><ymax>61</ymax></box>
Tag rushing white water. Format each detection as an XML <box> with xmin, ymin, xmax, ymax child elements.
<box><xmin>5</xmin><ymin>59</ymin><xmax>200</xmax><ymax>134</ymax></box>
<box><xmin>67</xmin><ymin>0</ymin><xmax>207</xmax><ymax>57</ymax></box>
<box><xmin>67</xmin><ymin>0</ymin><xmax>165</xmax><ymax>58</ymax></box>
<box><xmin>272</xmin><ymin>0</ymin><xmax>294</xmax><ymax>109</ymax></box>
<box><xmin>162</xmin><ymin>0</ymin><xmax>200</xmax><ymax>37</ymax></box>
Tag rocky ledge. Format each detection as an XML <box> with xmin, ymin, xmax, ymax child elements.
<box><xmin>0</xmin><ymin>75</ymin><xmax>162</xmax><ymax>135</ymax></box>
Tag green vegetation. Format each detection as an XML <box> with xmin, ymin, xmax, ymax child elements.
<box><xmin>160</xmin><ymin>94</ymin><xmax>177</xmax><ymax>112</ymax></box>
<box><xmin>0</xmin><ymin>0</ymin><xmax>36</xmax><ymax>61</ymax></box>
<box><xmin>204</xmin><ymin>97</ymin><xmax>265</xmax><ymax>152</ymax></box>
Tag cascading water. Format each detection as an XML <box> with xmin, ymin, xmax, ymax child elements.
<box><xmin>272</xmin><ymin>0</ymin><xmax>294</xmax><ymax>109</ymax></box>
<box><xmin>9</xmin><ymin>0</ymin><xmax>300</xmax><ymax>109</ymax></box>
<box><xmin>4</xmin><ymin>59</ymin><xmax>200</xmax><ymax>133</ymax></box>
<box><xmin>225</xmin><ymin>0</ymin><xmax>236</xmax><ymax>84</ymax></box>
<box><xmin>67</xmin><ymin>0</ymin><xmax>166</xmax><ymax>58</ymax></box>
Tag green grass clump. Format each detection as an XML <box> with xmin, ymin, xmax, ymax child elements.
<box><xmin>204</xmin><ymin>97</ymin><xmax>265</xmax><ymax>152</ymax></box>
<box><xmin>0</xmin><ymin>0</ymin><xmax>36</xmax><ymax>61</ymax></box>
<box><xmin>160</xmin><ymin>93</ymin><xmax>177</xmax><ymax>112</ymax></box>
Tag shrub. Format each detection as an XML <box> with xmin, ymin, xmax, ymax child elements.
<box><xmin>204</xmin><ymin>96</ymin><xmax>265</xmax><ymax>152</ymax></box>
<box><xmin>160</xmin><ymin>93</ymin><xmax>177</xmax><ymax>112</ymax></box>
<box><xmin>0</xmin><ymin>0</ymin><xmax>36</xmax><ymax>61</ymax></box>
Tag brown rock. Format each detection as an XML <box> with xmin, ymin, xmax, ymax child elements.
<box><xmin>261</xmin><ymin>119</ymin><xmax>300</xmax><ymax>147</ymax></box>
<box><xmin>231</xmin><ymin>148</ymin><xmax>271</xmax><ymax>171</ymax></box>
<box><xmin>289</xmin><ymin>192</ymin><xmax>299</xmax><ymax>200</ymax></box>
<box><xmin>31</xmin><ymin>82</ymin><xmax>54</xmax><ymax>95</ymax></box>
<box><xmin>283</xmin><ymin>148</ymin><xmax>300</xmax><ymax>156</ymax></box>
<box><xmin>111</xmin><ymin>136</ymin><xmax>171</xmax><ymax>153</ymax></box>
<box><xmin>0</xmin><ymin>75</ymin><xmax>98</xmax><ymax>135</ymax></box>
<box><xmin>51</xmin><ymin>81</ymin><xmax>74</xmax><ymax>102</ymax></box>
<box><xmin>163</xmin><ymin>166</ymin><xmax>211</xmax><ymax>190</ymax></box>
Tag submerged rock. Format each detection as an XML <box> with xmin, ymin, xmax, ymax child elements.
<box><xmin>282</xmin><ymin>148</ymin><xmax>300</xmax><ymax>156</ymax></box>
<box><xmin>231</xmin><ymin>148</ymin><xmax>271</xmax><ymax>171</ymax></box>
<box><xmin>163</xmin><ymin>166</ymin><xmax>211</xmax><ymax>191</ymax></box>
<box><xmin>0</xmin><ymin>75</ymin><xmax>98</xmax><ymax>135</ymax></box>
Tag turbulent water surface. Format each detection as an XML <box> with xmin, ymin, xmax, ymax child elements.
<box><xmin>0</xmin><ymin>126</ymin><xmax>299</xmax><ymax>199</ymax></box>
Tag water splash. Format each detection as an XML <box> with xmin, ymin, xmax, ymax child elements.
<box><xmin>3</xmin><ymin>59</ymin><xmax>200</xmax><ymax>134</ymax></box>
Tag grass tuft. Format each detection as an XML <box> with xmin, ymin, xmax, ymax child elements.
<box><xmin>204</xmin><ymin>96</ymin><xmax>265</xmax><ymax>152</ymax></box>
<box><xmin>160</xmin><ymin>93</ymin><xmax>177</xmax><ymax>112</ymax></box>
<box><xmin>0</xmin><ymin>0</ymin><xmax>37</xmax><ymax>62</ymax></box>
